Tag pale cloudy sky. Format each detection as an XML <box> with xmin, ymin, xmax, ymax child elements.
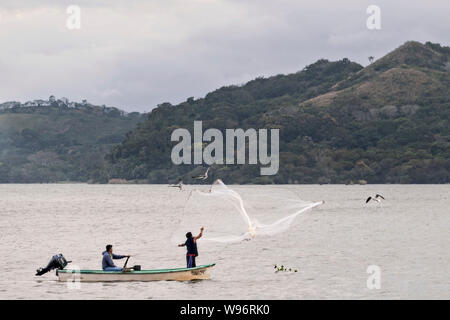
<box><xmin>0</xmin><ymin>0</ymin><xmax>449</xmax><ymax>112</ymax></box>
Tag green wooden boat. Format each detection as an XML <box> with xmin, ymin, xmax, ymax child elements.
<box><xmin>57</xmin><ymin>263</ymin><xmax>215</xmax><ymax>282</ymax></box>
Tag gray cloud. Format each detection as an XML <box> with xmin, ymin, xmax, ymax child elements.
<box><xmin>0</xmin><ymin>0</ymin><xmax>449</xmax><ymax>112</ymax></box>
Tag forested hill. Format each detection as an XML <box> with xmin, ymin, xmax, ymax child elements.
<box><xmin>0</xmin><ymin>100</ymin><xmax>143</xmax><ymax>183</ymax></box>
<box><xmin>107</xmin><ymin>41</ymin><xmax>450</xmax><ymax>184</ymax></box>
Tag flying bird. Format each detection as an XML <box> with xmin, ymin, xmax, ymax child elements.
<box><xmin>192</xmin><ymin>167</ymin><xmax>210</xmax><ymax>180</ymax></box>
<box><xmin>169</xmin><ymin>179</ymin><xmax>183</xmax><ymax>191</ymax></box>
<box><xmin>366</xmin><ymin>194</ymin><xmax>385</xmax><ymax>203</ymax></box>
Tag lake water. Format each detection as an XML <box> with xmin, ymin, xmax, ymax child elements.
<box><xmin>0</xmin><ymin>184</ymin><xmax>448</xmax><ymax>299</ymax></box>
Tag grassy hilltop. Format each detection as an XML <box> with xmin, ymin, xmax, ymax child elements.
<box><xmin>1</xmin><ymin>41</ymin><xmax>448</xmax><ymax>184</ymax></box>
<box><xmin>107</xmin><ymin>41</ymin><xmax>450</xmax><ymax>184</ymax></box>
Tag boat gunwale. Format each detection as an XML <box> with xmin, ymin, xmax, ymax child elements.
<box><xmin>57</xmin><ymin>263</ymin><xmax>215</xmax><ymax>275</ymax></box>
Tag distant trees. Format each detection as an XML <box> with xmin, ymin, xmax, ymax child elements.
<box><xmin>106</xmin><ymin>50</ymin><xmax>450</xmax><ymax>184</ymax></box>
<box><xmin>2</xmin><ymin>42</ymin><xmax>449</xmax><ymax>184</ymax></box>
<box><xmin>0</xmin><ymin>105</ymin><xmax>143</xmax><ymax>183</ymax></box>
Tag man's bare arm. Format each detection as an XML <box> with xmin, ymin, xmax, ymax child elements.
<box><xmin>194</xmin><ymin>227</ymin><xmax>204</xmax><ymax>242</ymax></box>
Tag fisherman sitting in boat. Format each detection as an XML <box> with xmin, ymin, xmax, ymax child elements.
<box><xmin>178</xmin><ymin>227</ymin><xmax>203</xmax><ymax>268</ymax></box>
<box><xmin>102</xmin><ymin>244</ymin><xmax>130</xmax><ymax>271</ymax></box>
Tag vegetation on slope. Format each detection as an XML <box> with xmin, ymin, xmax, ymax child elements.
<box><xmin>107</xmin><ymin>41</ymin><xmax>450</xmax><ymax>184</ymax></box>
<box><xmin>0</xmin><ymin>104</ymin><xmax>143</xmax><ymax>183</ymax></box>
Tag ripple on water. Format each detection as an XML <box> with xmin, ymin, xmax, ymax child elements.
<box><xmin>0</xmin><ymin>184</ymin><xmax>448</xmax><ymax>299</ymax></box>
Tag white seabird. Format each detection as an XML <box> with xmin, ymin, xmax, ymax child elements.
<box><xmin>192</xmin><ymin>167</ymin><xmax>210</xmax><ymax>180</ymax></box>
<box><xmin>169</xmin><ymin>179</ymin><xmax>183</xmax><ymax>191</ymax></box>
<box><xmin>366</xmin><ymin>194</ymin><xmax>385</xmax><ymax>203</ymax></box>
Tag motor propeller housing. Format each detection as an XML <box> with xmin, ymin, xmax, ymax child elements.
<box><xmin>36</xmin><ymin>254</ymin><xmax>71</xmax><ymax>276</ymax></box>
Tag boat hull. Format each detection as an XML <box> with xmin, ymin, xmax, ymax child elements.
<box><xmin>57</xmin><ymin>264</ymin><xmax>215</xmax><ymax>282</ymax></box>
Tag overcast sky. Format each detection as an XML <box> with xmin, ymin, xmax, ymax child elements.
<box><xmin>0</xmin><ymin>0</ymin><xmax>449</xmax><ymax>112</ymax></box>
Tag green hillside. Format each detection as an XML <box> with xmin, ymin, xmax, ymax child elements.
<box><xmin>0</xmin><ymin>103</ymin><xmax>143</xmax><ymax>183</ymax></box>
<box><xmin>107</xmin><ymin>41</ymin><xmax>450</xmax><ymax>184</ymax></box>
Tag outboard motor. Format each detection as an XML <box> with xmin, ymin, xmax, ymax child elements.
<box><xmin>36</xmin><ymin>254</ymin><xmax>71</xmax><ymax>276</ymax></box>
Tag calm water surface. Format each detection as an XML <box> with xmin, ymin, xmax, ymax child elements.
<box><xmin>0</xmin><ymin>184</ymin><xmax>448</xmax><ymax>299</ymax></box>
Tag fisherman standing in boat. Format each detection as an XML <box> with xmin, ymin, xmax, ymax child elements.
<box><xmin>178</xmin><ymin>227</ymin><xmax>203</xmax><ymax>268</ymax></box>
<box><xmin>102</xmin><ymin>244</ymin><xmax>130</xmax><ymax>271</ymax></box>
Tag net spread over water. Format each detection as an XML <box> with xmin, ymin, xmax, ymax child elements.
<box><xmin>173</xmin><ymin>179</ymin><xmax>324</xmax><ymax>243</ymax></box>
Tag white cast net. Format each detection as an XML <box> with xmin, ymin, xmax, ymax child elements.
<box><xmin>170</xmin><ymin>180</ymin><xmax>324</xmax><ymax>244</ymax></box>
